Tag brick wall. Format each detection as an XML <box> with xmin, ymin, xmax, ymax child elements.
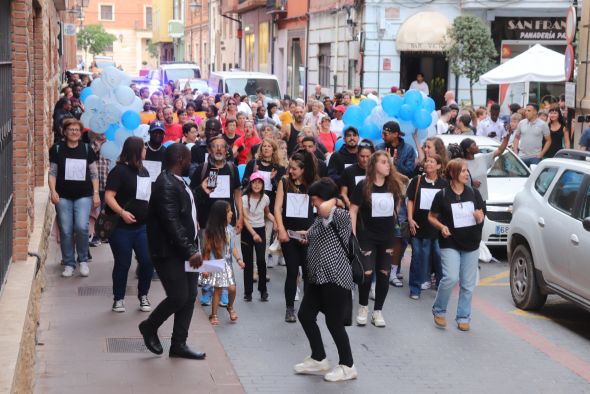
<box><xmin>11</xmin><ymin>0</ymin><xmax>67</xmax><ymax>262</ymax></box>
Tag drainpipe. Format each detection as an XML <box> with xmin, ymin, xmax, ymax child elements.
<box><xmin>333</xmin><ymin>8</ymin><xmax>339</xmax><ymax>96</ymax></box>
<box><xmin>305</xmin><ymin>0</ymin><xmax>310</xmax><ymax>100</ymax></box>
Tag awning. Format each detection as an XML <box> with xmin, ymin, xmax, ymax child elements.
<box><xmin>396</xmin><ymin>12</ymin><xmax>451</xmax><ymax>52</ymax></box>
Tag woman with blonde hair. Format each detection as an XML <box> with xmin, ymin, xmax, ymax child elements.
<box><xmin>349</xmin><ymin>151</ymin><xmax>405</xmax><ymax>327</ymax></box>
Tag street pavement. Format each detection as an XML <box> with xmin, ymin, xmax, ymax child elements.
<box><xmin>34</xmin><ymin>239</ymin><xmax>590</xmax><ymax>393</ymax></box>
<box><xmin>214</xmin><ymin>247</ymin><xmax>590</xmax><ymax>393</ymax></box>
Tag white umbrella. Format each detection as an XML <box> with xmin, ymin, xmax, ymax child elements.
<box><xmin>479</xmin><ymin>44</ymin><xmax>565</xmax><ymax>84</ymax></box>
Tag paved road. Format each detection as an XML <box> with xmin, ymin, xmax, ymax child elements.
<box><xmin>211</xmin><ymin>247</ymin><xmax>590</xmax><ymax>393</ymax></box>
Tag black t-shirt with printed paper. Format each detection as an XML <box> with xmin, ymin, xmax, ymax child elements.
<box><xmin>340</xmin><ymin>164</ymin><xmax>366</xmax><ymax>198</ymax></box>
<box><xmin>406</xmin><ymin>175</ymin><xmax>449</xmax><ymax>239</ymax></box>
<box><xmin>430</xmin><ymin>185</ymin><xmax>485</xmax><ymax>251</ymax></box>
<box><xmin>49</xmin><ymin>142</ymin><xmax>96</xmax><ymax>199</ymax></box>
<box><xmin>350</xmin><ymin>180</ymin><xmax>396</xmax><ymax>245</ymax></box>
<box><xmin>105</xmin><ymin>163</ymin><xmax>151</xmax><ymax>229</ymax></box>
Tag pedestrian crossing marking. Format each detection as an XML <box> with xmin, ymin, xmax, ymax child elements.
<box><xmin>510</xmin><ymin>309</ymin><xmax>551</xmax><ymax>320</ymax></box>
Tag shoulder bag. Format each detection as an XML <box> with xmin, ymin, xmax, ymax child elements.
<box><xmin>328</xmin><ymin>220</ymin><xmax>364</xmax><ymax>285</ymax></box>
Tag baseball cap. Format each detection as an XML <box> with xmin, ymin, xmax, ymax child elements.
<box><xmin>249</xmin><ymin>171</ymin><xmax>265</xmax><ymax>183</ymax></box>
<box><xmin>334</xmin><ymin>105</ymin><xmax>346</xmax><ymax>113</ymax></box>
<box><xmin>343</xmin><ymin>126</ymin><xmax>359</xmax><ymax>136</ymax></box>
<box><xmin>149</xmin><ymin>120</ymin><xmax>165</xmax><ymax>133</ymax></box>
<box><xmin>382</xmin><ymin>120</ymin><xmax>405</xmax><ymax>136</ymax></box>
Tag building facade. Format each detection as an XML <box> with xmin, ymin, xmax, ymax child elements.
<box><xmin>152</xmin><ymin>0</ymin><xmax>173</xmax><ymax>62</ymax></box>
<box><xmin>185</xmin><ymin>0</ymin><xmax>210</xmax><ymax>74</ymax></box>
<box><xmin>77</xmin><ymin>0</ymin><xmax>155</xmax><ymax>75</ymax></box>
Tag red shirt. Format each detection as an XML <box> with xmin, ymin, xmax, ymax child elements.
<box><xmin>163</xmin><ymin>123</ymin><xmax>183</xmax><ymax>143</ymax></box>
<box><xmin>318</xmin><ymin>131</ymin><xmax>338</xmax><ymax>153</ymax></box>
<box><xmin>234</xmin><ymin>135</ymin><xmax>261</xmax><ymax>165</ymax></box>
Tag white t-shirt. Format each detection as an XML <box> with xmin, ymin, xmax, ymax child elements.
<box><xmin>330</xmin><ymin>119</ymin><xmax>344</xmax><ymax>137</ymax></box>
<box><xmin>436</xmin><ymin>119</ymin><xmax>449</xmax><ymax>135</ymax></box>
<box><xmin>242</xmin><ymin>194</ymin><xmax>270</xmax><ymax>228</ymax></box>
<box><xmin>467</xmin><ymin>152</ymin><xmax>495</xmax><ymax>201</ymax></box>
<box><xmin>477</xmin><ymin>117</ymin><xmax>505</xmax><ymax>141</ymax></box>
<box><xmin>409</xmin><ymin>82</ymin><xmax>429</xmax><ymax>95</ymax></box>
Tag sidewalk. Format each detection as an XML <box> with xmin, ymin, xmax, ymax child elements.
<box><xmin>35</xmin><ymin>236</ymin><xmax>244</xmax><ymax>394</ymax></box>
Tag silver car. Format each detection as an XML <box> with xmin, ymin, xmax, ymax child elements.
<box><xmin>508</xmin><ymin>150</ymin><xmax>590</xmax><ymax>311</ymax></box>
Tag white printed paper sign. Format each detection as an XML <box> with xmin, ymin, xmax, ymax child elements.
<box><xmin>143</xmin><ymin>160</ymin><xmax>162</xmax><ymax>183</ymax></box>
<box><xmin>354</xmin><ymin>175</ymin><xmax>365</xmax><ymax>185</ymax></box>
<box><xmin>64</xmin><ymin>158</ymin><xmax>87</xmax><ymax>181</ymax></box>
<box><xmin>371</xmin><ymin>193</ymin><xmax>394</xmax><ymax>217</ymax></box>
<box><xmin>261</xmin><ymin>171</ymin><xmax>273</xmax><ymax>191</ymax></box>
<box><xmin>136</xmin><ymin>176</ymin><xmax>152</xmax><ymax>201</ymax></box>
<box><xmin>451</xmin><ymin>201</ymin><xmax>476</xmax><ymax>228</ymax></box>
<box><xmin>209</xmin><ymin>175</ymin><xmax>231</xmax><ymax>199</ymax></box>
<box><xmin>286</xmin><ymin>193</ymin><xmax>309</xmax><ymax>218</ymax></box>
<box><xmin>419</xmin><ymin>188</ymin><xmax>440</xmax><ymax>210</ymax></box>
<box><xmin>184</xmin><ymin>259</ymin><xmax>225</xmax><ymax>273</ymax></box>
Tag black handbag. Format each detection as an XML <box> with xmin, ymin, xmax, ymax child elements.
<box><xmin>94</xmin><ymin>210</ymin><xmax>120</xmax><ymax>240</ymax></box>
<box><xmin>329</xmin><ymin>221</ymin><xmax>365</xmax><ymax>286</ymax></box>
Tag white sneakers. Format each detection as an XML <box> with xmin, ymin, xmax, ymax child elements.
<box><xmin>371</xmin><ymin>310</ymin><xmax>386</xmax><ymax>327</ymax></box>
<box><xmin>79</xmin><ymin>262</ymin><xmax>90</xmax><ymax>277</ymax></box>
<box><xmin>324</xmin><ymin>365</ymin><xmax>358</xmax><ymax>382</ymax></box>
<box><xmin>356</xmin><ymin>305</ymin><xmax>369</xmax><ymax>326</ymax></box>
<box><xmin>61</xmin><ymin>263</ymin><xmax>89</xmax><ymax>277</ymax></box>
<box><xmin>421</xmin><ymin>281</ymin><xmax>431</xmax><ymax>290</ymax></box>
<box><xmin>294</xmin><ymin>356</ymin><xmax>330</xmax><ymax>374</ymax></box>
<box><xmin>62</xmin><ymin>266</ymin><xmax>74</xmax><ymax>277</ymax></box>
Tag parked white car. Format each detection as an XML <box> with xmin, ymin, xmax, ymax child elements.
<box><xmin>439</xmin><ymin>135</ymin><xmax>531</xmax><ymax>246</ymax></box>
<box><xmin>508</xmin><ymin>150</ymin><xmax>590</xmax><ymax>311</ymax></box>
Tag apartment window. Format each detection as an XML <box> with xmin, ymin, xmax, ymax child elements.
<box><xmin>245</xmin><ymin>33</ymin><xmax>255</xmax><ymax>71</ymax></box>
<box><xmin>258</xmin><ymin>22</ymin><xmax>269</xmax><ymax>72</ymax></box>
<box><xmin>318</xmin><ymin>43</ymin><xmax>331</xmax><ymax>88</ymax></box>
<box><xmin>99</xmin><ymin>4</ymin><xmax>114</xmax><ymax>21</ymax></box>
<box><xmin>145</xmin><ymin>6</ymin><xmax>152</xmax><ymax>30</ymax></box>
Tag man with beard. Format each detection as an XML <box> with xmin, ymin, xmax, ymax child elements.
<box><xmin>327</xmin><ymin>126</ymin><xmax>359</xmax><ymax>185</ymax></box>
<box><xmin>139</xmin><ymin>143</ymin><xmax>205</xmax><ymax>360</ymax></box>
<box><xmin>376</xmin><ymin>120</ymin><xmax>416</xmax><ymax>178</ymax></box>
<box><xmin>163</xmin><ymin>107</ymin><xmax>183</xmax><ymax>143</ymax></box>
<box><xmin>283</xmin><ymin>105</ymin><xmax>305</xmax><ymax>156</ymax></box>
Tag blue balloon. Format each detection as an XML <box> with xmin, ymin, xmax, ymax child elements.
<box><xmin>422</xmin><ymin>97</ymin><xmax>436</xmax><ymax>113</ymax></box>
<box><xmin>163</xmin><ymin>141</ymin><xmax>175</xmax><ymax>148</ymax></box>
<box><xmin>121</xmin><ymin>110</ymin><xmax>141</xmax><ymax>130</ymax></box>
<box><xmin>80</xmin><ymin>87</ymin><xmax>93</xmax><ymax>103</ymax></box>
<box><xmin>334</xmin><ymin>138</ymin><xmax>345</xmax><ymax>152</ymax></box>
<box><xmin>404</xmin><ymin>90</ymin><xmax>423</xmax><ymax>108</ymax></box>
<box><xmin>360</xmin><ymin>120</ymin><xmax>381</xmax><ymax>142</ymax></box>
<box><xmin>413</xmin><ymin>109</ymin><xmax>433</xmax><ymax>129</ymax></box>
<box><xmin>359</xmin><ymin>99</ymin><xmax>377</xmax><ymax>117</ymax></box>
<box><xmin>342</xmin><ymin>105</ymin><xmax>365</xmax><ymax>129</ymax></box>
<box><xmin>381</xmin><ymin>94</ymin><xmax>403</xmax><ymax>117</ymax></box>
<box><xmin>104</xmin><ymin>123</ymin><xmax>118</xmax><ymax>141</ymax></box>
<box><xmin>398</xmin><ymin>104</ymin><xmax>415</xmax><ymax>121</ymax></box>
<box><xmin>238</xmin><ymin>164</ymin><xmax>247</xmax><ymax>182</ymax></box>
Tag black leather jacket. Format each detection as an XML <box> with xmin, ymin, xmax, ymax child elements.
<box><xmin>147</xmin><ymin>170</ymin><xmax>199</xmax><ymax>261</ymax></box>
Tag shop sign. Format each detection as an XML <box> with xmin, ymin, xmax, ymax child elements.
<box><xmin>383</xmin><ymin>58</ymin><xmax>391</xmax><ymax>71</ymax></box>
<box><xmin>503</xmin><ymin>18</ymin><xmax>566</xmax><ymax>40</ymax></box>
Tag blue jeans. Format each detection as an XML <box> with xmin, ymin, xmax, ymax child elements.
<box><xmin>109</xmin><ymin>225</ymin><xmax>153</xmax><ymax>300</ymax></box>
<box><xmin>56</xmin><ymin>196</ymin><xmax>92</xmax><ymax>267</ymax></box>
<box><xmin>409</xmin><ymin>238</ymin><xmax>440</xmax><ymax>296</ymax></box>
<box><xmin>432</xmin><ymin>248</ymin><xmax>479</xmax><ymax>323</ymax></box>
<box><xmin>522</xmin><ymin>156</ymin><xmax>541</xmax><ymax>167</ymax></box>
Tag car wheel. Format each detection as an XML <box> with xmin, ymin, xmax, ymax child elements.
<box><xmin>509</xmin><ymin>244</ymin><xmax>547</xmax><ymax>310</ymax></box>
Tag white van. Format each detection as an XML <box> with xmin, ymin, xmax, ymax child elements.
<box><xmin>208</xmin><ymin>71</ymin><xmax>282</xmax><ymax>101</ymax></box>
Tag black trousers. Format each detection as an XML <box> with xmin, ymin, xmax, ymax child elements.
<box><xmin>298</xmin><ymin>283</ymin><xmax>354</xmax><ymax>367</ymax></box>
<box><xmin>281</xmin><ymin>239</ymin><xmax>308</xmax><ymax>308</ymax></box>
<box><xmin>241</xmin><ymin>226</ymin><xmax>267</xmax><ymax>295</ymax></box>
<box><xmin>146</xmin><ymin>257</ymin><xmax>198</xmax><ymax>345</ymax></box>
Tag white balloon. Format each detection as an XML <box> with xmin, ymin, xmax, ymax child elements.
<box><xmin>80</xmin><ymin>111</ymin><xmax>93</xmax><ymax>129</ymax></box>
<box><xmin>114</xmin><ymin>85</ymin><xmax>135</xmax><ymax>106</ymax></box>
<box><xmin>103</xmin><ymin>102</ymin><xmax>122</xmax><ymax>124</ymax></box>
<box><xmin>115</xmin><ymin>128</ymin><xmax>131</xmax><ymax>146</ymax></box>
<box><xmin>100</xmin><ymin>141</ymin><xmax>121</xmax><ymax>161</ymax></box>
<box><xmin>427</xmin><ymin>110</ymin><xmax>439</xmax><ymax>138</ymax></box>
<box><xmin>90</xmin><ymin>78</ymin><xmax>111</xmax><ymax>98</ymax></box>
<box><xmin>89</xmin><ymin>115</ymin><xmax>109</xmax><ymax>133</ymax></box>
<box><xmin>101</xmin><ymin>66</ymin><xmax>123</xmax><ymax>88</ymax></box>
<box><xmin>84</xmin><ymin>95</ymin><xmax>104</xmax><ymax>112</ymax></box>
<box><xmin>130</xmin><ymin>96</ymin><xmax>143</xmax><ymax>113</ymax></box>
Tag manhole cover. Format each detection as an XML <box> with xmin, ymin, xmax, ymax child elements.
<box><xmin>78</xmin><ymin>286</ymin><xmax>138</xmax><ymax>296</ymax></box>
<box><xmin>105</xmin><ymin>337</ymin><xmax>171</xmax><ymax>353</ymax></box>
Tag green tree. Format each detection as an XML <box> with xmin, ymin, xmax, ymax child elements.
<box><xmin>147</xmin><ymin>41</ymin><xmax>159</xmax><ymax>61</ymax></box>
<box><xmin>446</xmin><ymin>16</ymin><xmax>497</xmax><ymax>104</ymax></box>
<box><xmin>77</xmin><ymin>24</ymin><xmax>117</xmax><ymax>62</ymax></box>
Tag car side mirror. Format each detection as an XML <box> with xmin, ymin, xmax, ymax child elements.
<box><xmin>583</xmin><ymin>217</ymin><xmax>590</xmax><ymax>232</ymax></box>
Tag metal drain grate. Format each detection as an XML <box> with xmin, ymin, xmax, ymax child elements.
<box><xmin>105</xmin><ymin>337</ymin><xmax>171</xmax><ymax>353</ymax></box>
<box><xmin>78</xmin><ymin>286</ymin><xmax>138</xmax><ymax>296</ymax></box>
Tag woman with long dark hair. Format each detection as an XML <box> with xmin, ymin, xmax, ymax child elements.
<box><xmin>350</xmin><ymin>151</ymin><xmax>405</xmax><ymax>327</ymax></box>
<box><xmin>105</xmin><ymin>136</ymin><xmax>154</xmax><ymax>313</ymax></box>
<box><xmin>274</xmin><ymin>150</ymin><xmax>318</xmax><ymax>322</ymax></box>
<box><xmin>52</xmin><ymin>97</ymin><xmax>73</xmax><ymax>142</ymax></box>
<box><xmin>545</xmin><ymin>107</ymin><xmax>571</xmax><ymax>158</ymax></box>
<box><xmin>428</xmin><ymin>159</ymin><xmax>486</xmax><ymax>331</ymax></box>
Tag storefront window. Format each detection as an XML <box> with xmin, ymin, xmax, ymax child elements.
<box><xmin>258</xmin><ymin>22</ymin><xmax>269</xmax><ymax>73</ymax></box>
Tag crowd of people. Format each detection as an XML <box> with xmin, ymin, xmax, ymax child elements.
<box><xmin>48</xmin><ymin>70</ymin><xmax>589</xmax><ymax>382</ymax></box>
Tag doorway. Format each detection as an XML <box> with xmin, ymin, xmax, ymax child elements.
<box><xmin>400</xmin><ymin>52</ymin><xmax>448</xmax><ymax>108</ymax></box>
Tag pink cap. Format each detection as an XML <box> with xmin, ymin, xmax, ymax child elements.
<box><xmin>334</xmin><ymin>105</ymin><xmax>346</xmax><ymax>113</ymax></box>
<box><xmin>249</xmin><ymin>171</ymin><xmax>265</xmax><ymax>183</ymax></box>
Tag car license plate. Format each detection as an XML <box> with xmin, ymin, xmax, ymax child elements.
<box><xmin>495</xmin><ymin>225</ymin><xmax>509</xmax><ymax>235</ymax></box>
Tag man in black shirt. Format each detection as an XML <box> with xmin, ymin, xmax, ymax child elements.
<box><xmin>327</xmin><ymin>126</ymin><xmax>359</xmax><ymax>185</ymax></box>
<box><xmin>283</xmin><ymin>105</ymin><xmax>305</xmax><ymax>156</ymax></box>
<box><xmin>144</xmin><ymin>121</ymin><xmax>166</xmax><ymax>183</ymax></box>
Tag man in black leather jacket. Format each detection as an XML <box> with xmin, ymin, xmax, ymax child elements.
<box><xmin>139</xmin><ymin>143</ymin><xmax>206</xmax><ymax>360</ymax></box>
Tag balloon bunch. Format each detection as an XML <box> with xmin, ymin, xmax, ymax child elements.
<box><xmin>340</xmin><ymin>90</ymin><xmax>438</xmax><ymax>151</ymax></box>
<box><xmin>79</xmin><ymin>66</ymin><xmax>150</xmax><ymax>162</ymax></box>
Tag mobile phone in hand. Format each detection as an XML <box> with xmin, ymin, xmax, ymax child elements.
<box><xmin>207</xmin><ymin>169</ymin><xmax>219</xmax><ymax>189</ymax></box>
<box><xmin>287</xmin><ymin>230</ymin><xmax>307</xmax><ymax>241</ymax></box>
